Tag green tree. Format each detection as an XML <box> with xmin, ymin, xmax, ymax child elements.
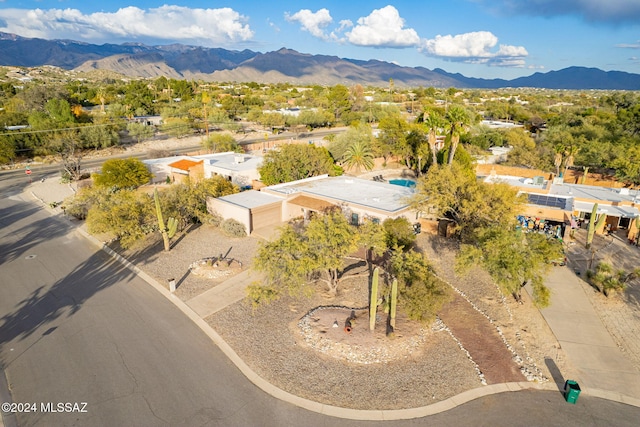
<box><xmin>258</xmin><ymin>143</ymin><xmax>340</xmax><ymax>185</ymax></box>
<box><xmin>86</xmin><ymin>189</ymin><xmax>154</xmax><ymax>249</ymax></box>
<box><xmin>0</xmin><ymin>135</ymin><xmax>16</xmax><ymax>164</ymax></box>
<box><xmin>328</xmin><ymin>123</ymin><xmax>374</xmax><ymax>162</ymax></box>
<box><xmin>163</xmin><ymin>175</ymin><xmax>238</xmax><ymax>226</ymax></box>
<box><xmin>162</xmin><ymin>117</ymin><xmax>192</xmax><ymax>139</ymax></box>
<box><xmin>422</xmin><ymin>111</ymin><xmax>444</xmax><ymax>167</ymax></box>
<box><xmin>305</xmin><ymin>210</ymin><xmax>359</xmax><ymax>295</ymax></box>
<box><xmin>357</xmin><ymin>220</ymin><xmax>387</xmax><ymax>268</ymax></box>
<box><xmin>343</xmin><ymin>140</ymin><xmax>374</xmax><ymax>173</ymax></box>
<box><xmin>383</xmin><ymin>217</ymin><xmax>416</xmax><ymax>249</ymax></box>
<box><xmin>202</xmin><ymin>133</ymin><xmax>241</xmax><ymax>153</ymax></box>
<box><xmin>377</xmin><ymin>113</ymin><xmax>409</xmax><ymax>165</ymax></box>
<box><xmin>388</xmin><ymin>247</ymin><xmax>451</xmax><ymax>322</ymax></box>
<box><xmin>410</xmin><ymin>162</ymin><xmax>522</xmax><ymax>240</ymax></box>
<box><xmin>126</xmin><ymin>122</ymin><xmax>154</xmax><ymax>143</ymax></box>
<box><xmin>252</xmin><ymin>224</ymin><xmax>316</xmax><ymax>301</ymax></box>
<box><xmin>92</xmin><ymin>158</ymin><xmax>152</xmax><ymax>190</ymax></box>
<box><xmin>445</xmin><ymin>105</ymin><xmax>472</xmax><ymax>165</ymax></box>
<box><xmin>457</xmin><ymin>228</ymin><xmax>562</xmax><ymax>307</ymax></box>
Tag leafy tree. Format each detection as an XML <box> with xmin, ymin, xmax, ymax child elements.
<box><xmin>162</xmin><ymin>175</ymin><xmax>238</xmax><ymax>226</ymax></box>
<box><xmin>252</xmin><ymin>225</ymin><xmax>316</xmax><ymax>301</ymax></box>
<box><xmin>383</xmin><ymin>217</ymin><xmax>416</xmax><ymax>249</ymax></box>
<box><xmin>78</xmin><ymin>125</ymin><xmax>119</xmax><ymax>149</ymax></box>
<box><xmin>387</xmin><ymin>247</ymin><xmax>451</xmax><ymax>322</ymax></box>
<box><xmin>162</xmin><ymin>117</ymin><xmax>192</xmax><ymax>138</ymax></box>
<box><xmin>202</xmin><ymin>133</ymin><xmax>241</xmax><ymax>153</ymax></box>
<box><xmin>251</xmin><ymin>211</ymin><xmax>359</xmax><ymax>302</ymax></box>
<box><xmin>377</xmin><ymin>113</ymin><xmax>409</xmax><ymax>165</ymax></box>
<box><xmin>357</xmin><ymin>220</ymin><xmax>387</xmax><ymax>268</ymax></box>
<box><xmin>126</xmin><ymin>122</ymin><xmax>154</xmax><ymax>143</ymax></box>
<box><xmin>328</xmin><ymin>123</ymin><xmax>374</xmax><ymax>162</ymax></box>
<box><xmin>258</xmin><ymin>143</ymin><xmax>340</xmax><ymax>185</ymax></box>
<box><xmin>410</xmin><ymin>162</ymin><xmax>522</xmax><ymax>240</ymax></box>
<box><xmin>457</xmin><ymin>228</ymin><xmax>562</xmax><ymax>307</ymax></box>
<box><xmin>92</xmin><ymin>158</ymin><xmax>152</xmax><ymax>190</ymax></box>
<box><xmin>86</xmin><ymin>189</ymin><xmax>154</xmax><ymax>249</ymax></box>
<box><xmin>0</xmin><ymin>135</ymin><xmax>16</xmax><ymax>164</ymax></box>
<box><xmin>305</xmin><ymin>210</ymin><xmax>359</xmax><ymax>295</ymax></box>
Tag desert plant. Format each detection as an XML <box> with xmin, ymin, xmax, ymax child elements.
<box><xmin>221</xmin><ymin>218</ymin><xmax>247</xmax><ymax>237</ymax></box>
<box><xmin>370</xmin><ymin>267</ymin><xmax>379</xmax><ymax>331</ymax></box>
<box><xmin>390</xmin><ymin>278</ymin><xmax>398</xmax><ymax>330</ymax></box>
<box><xmin>586</xmin><ymin>204</ymin><xmax>598</xmax><ymax>249</ymax></box>
<box><xmin>154</xmin><ymin>188</ymin><xmax>178</xmax><ymax>251</ymax></box>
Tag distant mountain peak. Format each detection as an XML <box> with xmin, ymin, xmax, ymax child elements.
<box><xmin>0</xmin><ymin>33</ymin><xmax>638</xmax><ymax>89</ymax></box>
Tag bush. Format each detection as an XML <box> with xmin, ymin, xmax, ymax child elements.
<box><xmin>220</xmin><ymin>218</ymin><xmax>247</xmax><ymax>237</ymax></box>
<box><xmin>383</xmin><ymin>217</ymin><xmax>416</xmax><ymax>249</ymax></box>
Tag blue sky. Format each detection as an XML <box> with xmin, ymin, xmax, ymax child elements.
<box><xmin>0</xmin><ymin>1</ymin><xmax>638</xmax><ymax>79</ymax></box>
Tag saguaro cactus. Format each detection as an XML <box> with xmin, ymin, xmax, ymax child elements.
<box><xmin>586</xmin><ymin>203</ymin><xmax>598</xmax><ymax>249</ymax></box>
<box><xmin>370</xmin><ymin>267</ymin><xmax>379</xmax><ymax>331</ymax></box>
<box><xmin>390</xmin><ymin>279</ymin><xmax>398</xmax><ymax>330</ymax></box>
<box><xmin>154</xmin><ymin>188</ymin><xmax>178</xmax><ymax>251</ymax></box>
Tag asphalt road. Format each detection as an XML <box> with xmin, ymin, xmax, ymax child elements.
<box><xmin>1</xmin><ymin>167</ymin><xmax>640</xmax><ymax>426</ymax></box>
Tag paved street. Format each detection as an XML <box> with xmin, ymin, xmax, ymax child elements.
<box><xmin>1</xmin><ymin>169</ymin><xmax>639</xmax><ymax>426</ymax></box>
<box><xmin>0</xmin><ymin>183</ymin><xmax>316</xmax><ymax>426</ymax></box>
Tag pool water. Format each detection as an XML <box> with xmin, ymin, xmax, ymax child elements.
<box><xmin>389</xmin><ymin>178</ymin><xmax>416</xmax><ymax>188</ymax></box>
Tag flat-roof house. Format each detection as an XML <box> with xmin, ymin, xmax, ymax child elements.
<box><xmin>485</xmin><ymin>173</ymin><xmax>640</xmax><ymax>241</ymax></box>
<box><xmin>144</xmin><ymin>152</ymin><xmax>262</xmax><ymax>187</ymax></box>
<box><xmin>207</xmin><ymin>175</ymin><xmax>416</xmax><ymax>235</ymax></box>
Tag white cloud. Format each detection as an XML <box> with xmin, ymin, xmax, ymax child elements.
<box><xmin>420</xmin><ymin>31</ymin><xmax>528</xmax><ymax>67</ymax></box>
<box><xmin>284</xmin><ymin>9</ymin><xmax>333</xmax><ymax>40</ymax></box>
<box><xmin>0</xmin><ymin>6</ymin><xmax>253</xmax><ymax>45</ymax></box>
<box><xmin>474</xmin><ymin>0</ymin><xmax>640</xmax><ymax>24</ymax></box>
<box><xmin>345</xmin><ymin>6</ymin><xmax>420</xmax><ymax>48</ymax></box>
<box><xmin>616</xmin><ymin>41</ymin><xmax>640</xmax><ymax>49</ymax></box>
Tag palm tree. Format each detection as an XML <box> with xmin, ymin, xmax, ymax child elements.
<box><xmin>343</xmin><ymin>140</ymin><xmax>374</xmax><ymax>173</ymax></box>
<box><xmin>423</xmin><ymin>111</ymin><xmax>444</xmax><ymax>167</ymax></box>
<box><xmin>553</xmin><ymin>144</ymin><xmax>564</xmax><ymax>176</ymax></box>
<box><xmin>445</xmin><ymin>106</ymin><xmax>471</xmax><ymax>165</ymax></box>
<box><xmin>563</xmin><ymin>145</ymin><xmax>579</xmax><ymax>178</ymax></box>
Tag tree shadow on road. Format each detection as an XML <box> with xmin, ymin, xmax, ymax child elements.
<box><xmin>0</xmin><ymin>200</ymin><xmax>74</xmax><ymax>266</ymax></box>
<box><xmin>0</xmin><ymin>250</ymin><xmax>135</xmax><ymax>357</ymax></box>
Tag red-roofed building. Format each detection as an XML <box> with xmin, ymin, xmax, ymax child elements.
<box><xmin>167</xmin><ymin>159</ymin><xmax>204</xmax><ymax>183</ymax></box>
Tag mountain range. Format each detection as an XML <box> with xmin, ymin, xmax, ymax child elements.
<box><xmin>1</xmin><ymin>32</ymin><xmax>639</xmax><ymax>90</ymax></box>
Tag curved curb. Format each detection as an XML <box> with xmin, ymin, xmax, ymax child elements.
<box><xmin>78</xmin><ymin>225</ymin><xmax>640</xmax><ymax>418</ymax></box>
<box><xmin>30</xmin><ymin>191</ymin><xmax>640</xmax><ymax>419</ymax></box>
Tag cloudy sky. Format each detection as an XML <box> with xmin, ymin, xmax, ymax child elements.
<box><xmin>0</xmin><ymin>0</ymin><xmax>638</xmax><ymax>79</ymax></box>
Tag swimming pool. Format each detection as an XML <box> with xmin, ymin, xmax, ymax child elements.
<box><xmin>389</xmin><ymin>178</ymin><xmax>416</xmax><ymax>188</ymax></box>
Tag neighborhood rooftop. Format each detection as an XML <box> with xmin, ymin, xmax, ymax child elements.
<box><xmin>265</xmin><ymin>175</ymin><xmax>414</xmax><ymax>213</ymax></box>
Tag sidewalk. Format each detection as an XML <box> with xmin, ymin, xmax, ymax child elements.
<box><xmin>540</xmin><ymin>266</ymin><xmax>640</xmax><ymax>400</ymax></box>
<box><xmin>186</xmin><ymin>269</ymin><xmax>263</xmax><ymax>318</ymax></box>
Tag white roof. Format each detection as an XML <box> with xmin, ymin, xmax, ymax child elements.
<box><xmin>216</xmin><ymin>190</ymin><xmax>282</xmax><ymax>209</ymax></box>
<box><xmin>573</xmin><ymin>201</ymin><xmax>639</xmax><ymax>218</ymax></box>
<box><xmin>265</xmin><ymin>175</ymin><xmax>414</xmax><ymax>213</ymax></box>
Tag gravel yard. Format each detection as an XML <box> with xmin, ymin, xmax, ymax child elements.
<box><xmin>204</xmin><ymin>234</ymin><xmax>566</xmax><ymax>410</ymax></box>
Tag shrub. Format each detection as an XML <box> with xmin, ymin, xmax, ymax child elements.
<box><xmin>221</xmin><ymin>218</ymin><xmax>247</xmax><ymax>237</ymax></box>
<box><xmin>383</xmin><ymin>217</ymin><xmax>416</xmax><ymax>249</ymax></box>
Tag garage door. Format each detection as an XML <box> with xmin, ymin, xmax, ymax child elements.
<box><xmin>250</xmin><ymin>203</ymin><xmax>282</xmax><ymax>232</ymax></box>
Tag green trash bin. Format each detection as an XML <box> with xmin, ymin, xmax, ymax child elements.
<box><xmin>564</xmin><ymin>380</ymin><xmax>581</xmax><ymax>404</ymax></box>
